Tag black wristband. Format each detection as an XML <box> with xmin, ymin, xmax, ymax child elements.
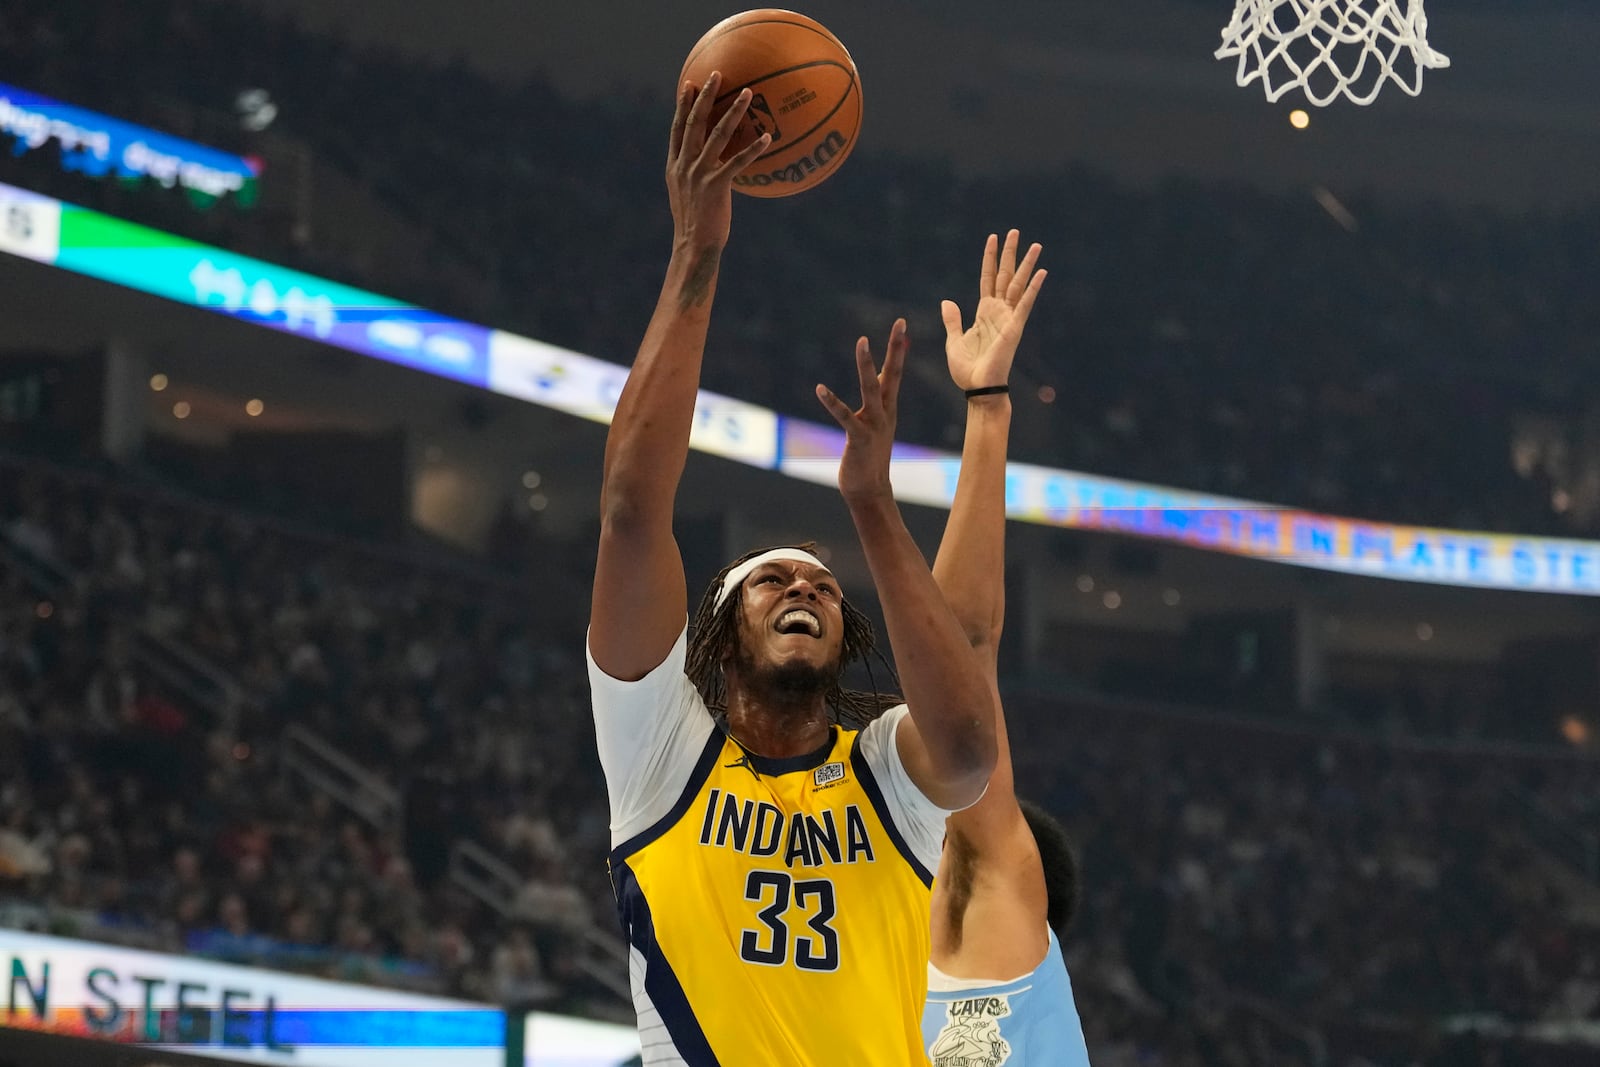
<box><xmin>964</xmin><ymin>385</ymin><xmax>1010</xmax><ymax>399</ymax></box>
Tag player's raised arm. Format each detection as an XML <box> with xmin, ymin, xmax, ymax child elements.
<box><xmin>590</xmin><ymin>75</ymin><xmax>771</xmax><ymax>681</ymax></box>
<box><xmin>815</xmin><ymin>321</ymin><xmax>997</xmax><ymax>810</ymax></box>
<box><xmin>932</xmin><ymin>231</ymin><xmax>1043</xmax><ymax>667</ymax></box>
<box><xmin>931</xmin><ymin>230</ymin><xmax>1052</xmax><ymax>976</ymax></box>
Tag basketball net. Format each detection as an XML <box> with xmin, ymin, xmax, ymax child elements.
<box><xmin>1216</xmin><ymin>0</ymin><xmax>1450</xmax><ymax>106</ymax></box>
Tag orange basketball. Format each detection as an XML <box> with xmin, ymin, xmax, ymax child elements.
<box><xmin>680</xmin><ymin>9</ymin><xmax>862</xmax><ymax>198</ymax></box>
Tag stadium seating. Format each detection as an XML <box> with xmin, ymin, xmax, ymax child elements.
<box><xmin>5</xmin><ymin>454</ymin><xmax>1599</xmax><ymax>1064</ymax></box>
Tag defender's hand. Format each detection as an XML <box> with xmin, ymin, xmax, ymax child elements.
<box><xmin>941</xmin><ymin>230</ymin><xmax>1046</xmax><ymax>394</ymax></box>
<box><xmin>666</xmin><ymin>73</ymin><xmax>772</xmax><ymax>250</ymax></box>
<box><xmin>817</xmin><ymin>319</ymin><xmax>909</xmax><ymax>505</ymax></box>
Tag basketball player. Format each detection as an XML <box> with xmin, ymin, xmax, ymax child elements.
<box><xmin>923</xmin><ymin>232</ymin><xmax>1092</xmax><ymax>1066</ymax></box>
<box><xmin>588</xmin><ymin>75</ymin><xmax>998</xmax><ymax>1065</ymax></box>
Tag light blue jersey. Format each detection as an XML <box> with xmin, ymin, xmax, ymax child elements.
<box><xmin>922</xmin><ymin>930</ymin><xmax>1091</xmax><ymax>1067</ymax></box>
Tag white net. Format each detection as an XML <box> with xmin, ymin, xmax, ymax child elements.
<box><xmin>1216</xmin><ymin>0</ymin><xmax>1450</xmax><ymax>106</ymax></box>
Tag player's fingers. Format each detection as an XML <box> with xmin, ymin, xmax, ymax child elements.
<box><xmin>815</xmin><ymin>383</ymin><xmax>854</xmax><ymax>429</ymax></box>
<box><xmin>703</xmin><ymin>87</ymin><xmax>753</xmax><ymax>166</ymax></box>
<box><xmin>854</xmin><ymin>336</ymin><xmax>880</xmax><ymax>415</ymax></box>
<box><xmin>1007</xmin><ymin>243</ymin><xmax>1043</xmax><ymax>306</ymax></box>
<box><xmin>713</xmin><ymin>130</ymin><xmax>771</xmax><ymax>181</ymax></box>
<box><xmin>668</xmin><ymin>81</ymin><xmax>695</xmax><ymax>161</ymax></box>
<box><xmin>995</xmin><ymin>229</ymin><xmax>1021</xmax><ymax>298</ymax></box>
<box><xmin>880</xmin><ymin>319</ymin><xmax>908</xmax><ymax>418</ymax></box>
<box><xmin>684</xmin><ymin>71</ymin><xmax>722</xmax><ymax>148</ymax></box>
<box><xmin>978</xmin><ymin>233</ymin><xmax>998</xmax><ymax>300</ymax></box>
<box><xmin>939</xmin><ymin>300</ymin><xmax>965</xmax><ymax>343</ymax></box>
<box><xmin>1011</xmin><ymin>269</ymin><xmax>1048</xmax><ymax>330</ymax></box>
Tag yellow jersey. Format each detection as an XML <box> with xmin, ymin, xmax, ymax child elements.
<box><xmin>590</xmin><ymin>627</ymin><xmax>949</xmax><ymax>1066</ymax></box>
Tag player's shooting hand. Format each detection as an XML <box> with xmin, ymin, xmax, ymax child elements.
<box><xmin>666</xmin><ymin>73</ymin><xmax>772</xmax><ymax>250</ymax></box>
<box><xmin>941</xmin><ymin>230</ymin><xmax>1046</xmax><ymax>396</ymax></box>
<box><xmin>816</xmin><ymin>319</ymin><xmax>908</xmax><ymax>506</ymax></box>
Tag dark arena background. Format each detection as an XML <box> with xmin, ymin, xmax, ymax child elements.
<box><xmin>3</xmin><ymin>1</ymin><xmax>1600</xmax><ymax>1064</ymax></box>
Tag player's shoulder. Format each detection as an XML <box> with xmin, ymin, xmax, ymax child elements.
<box><xmin>589</xmin><ymin>623</ymin><xmax>721</xmax><ymax>844</ymax></box>
<box><xmin>853</xmin><ymin>702</ymin><xmax>909</xmax><ymax>745</ymax></box>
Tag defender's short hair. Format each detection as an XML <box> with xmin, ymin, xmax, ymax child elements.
<box><xmin>1019</xmin><ymin>798</ymin><xmax>1080</xmax><ymax>940</ymax></box>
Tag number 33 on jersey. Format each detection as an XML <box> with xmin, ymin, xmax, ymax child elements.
<box><xmin>609</xmin><ymin>716</ymin><xmax>941</xmax><ymax>1065</ymax></box>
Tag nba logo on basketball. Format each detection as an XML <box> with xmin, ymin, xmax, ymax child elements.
<box><xmin>745</xmin><ymin>92</ymin><xmax>781</xmax><ymax>145</ymax></box>
<box><xmin>814</xmin><ymin>761</ymin><xmax>846</xmax><ymax>788</ymax></box>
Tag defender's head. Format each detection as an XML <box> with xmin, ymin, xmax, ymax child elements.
<box><xmin>686</xmin><ymin>543</ymin><xmax>899</xmax><ymax>728</ymax></box>
<box><xmin>1019</xmin><ymin>798</ymin><xmax>1081</xmax><ymax>940</ymax></box>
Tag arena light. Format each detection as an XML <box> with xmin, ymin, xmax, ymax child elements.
<box><xmin>235</xmin><ymin>88</ymin><xmax>279</xmax><ymax>133</ymax></box>
<box><xmin>1561</xmin><ymin>716</ymin><xmax>1590</xmax><ymax>747</ymax></box>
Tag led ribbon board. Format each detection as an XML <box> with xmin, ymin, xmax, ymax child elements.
<box><xmin>2</xmin><ymin>180</ymin><xmax>1597</xmax><ymax>596</ymax></box>
<box><xmin>778</xmin><ymin>421</ymin><xmax>1600</xmax><ymax>594</ymax></box>
<box><xmin>0</xmin><ymin>82</ymin><xmax>260</xmax><ymax>203</ymax></box>
<box><xmin>0</xmin><ymin>930</ymin><xmax>504</xmax><ymax>1066</ymax></box>
<box><xmin>0</xmin><ymin>182</ymin><xmax>492</xmax><ymax>386</ymax></box>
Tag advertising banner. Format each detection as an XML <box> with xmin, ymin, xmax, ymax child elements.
<box><xmin>487</xmin><ymin>330</ymin><xmax>779</xmax><ymax>468</ymax></box>
<box><xmin>0</xmin><ymin>930</ymin><xmax>504</xmax><ymax>1067</ymax></box>
<box><xmin>0</xmin><ymin>183</ymin><xmax>62</xmax><ymax>263</ymax></box>
<box><xmin>777</xmin><ymin>418</ymin><xmax>1600</xmax><ymax>595</ymax></box>
<box><xmin>0</xmin><ymin>82</ymin><xmax>259</xmax><ymax>203</ymax></box>
<box><xmin>0</xmin><ymin>181</ymin><xmax>491</xmax><ymax>387</ymax></box>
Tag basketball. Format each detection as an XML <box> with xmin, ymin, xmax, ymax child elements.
<box><xmin>680</xmin><ymin>9</ymin><xmax>862</xmax><ymax>198</ymax></box>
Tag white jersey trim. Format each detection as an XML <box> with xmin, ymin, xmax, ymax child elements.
<box><xmin>926</xmin><ymin>926</ymin><xmax>1056</xmax><ymax>992</ymax></box>
<box><xmin>856</xmin><ymin>704</ymin><xmax>961</xmax><ymax>876</ymax></box>
<box><xmin>588</xmin><ymin>623</ymin><xmax>717</xmax><ymax>846</ymax></box>
<box><xmin>629</xmin><ymin>945</ymin><xmax>690</xmax><ymax>1066</ymax></box>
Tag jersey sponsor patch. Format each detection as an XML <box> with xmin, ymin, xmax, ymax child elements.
<box><xmin>930</xmin><ymin>993</ymin><xmax>1013</xmax><ymax>1067</ymax></box>
<box><xmin>814</xmin><ymin>761</ymin><xmax>846</xmax><ymax>788</ymax></box>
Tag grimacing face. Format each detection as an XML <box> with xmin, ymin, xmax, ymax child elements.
<box><xmin>726</xmin><ymin>559</ymin><xmax>847</xmax><ymax>682</ymax></box>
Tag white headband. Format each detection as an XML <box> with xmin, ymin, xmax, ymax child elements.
<box><xmin>714</xmin><ymin>548</ymin><xmax>831</xmax><ymax>611</ymax></box>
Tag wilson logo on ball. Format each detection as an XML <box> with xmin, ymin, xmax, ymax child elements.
<box><xmin>733</xmin><ymin>129</ymin><xmax>849</xmax><ymax>189</ymax></box>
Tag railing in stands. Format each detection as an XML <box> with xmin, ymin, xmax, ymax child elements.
<box><xmin>0</xmin><ymin>514</ymin><xmax>240</xmax><ymax>731</ymax></box>
<box><xmin>1501</xmin><ymin>777</ymin><xmax>1600</xmax><ymax>883</ymax></box>
<box><xmin>0</xmin><ymin>532</ymin><xmax>70</xmax><ymax>593</ymax></box>
<box><xmin>280</xmin><ymin>723</ymin><xmax>403</xmax><ymax>831</ymax></box>
<box><xmin>449</xmin><ymin>838</ymin><xmax>521</xmax><ymax>914</ymax></box>
<box><xmin>448</xmin><ymin>840</ymin><xmax>631</xmax><ymax>1005</ymax></box>
<box><xmin>132</xmin><ymin>628</ymin><xmax>248</xmax><ymax>731</ymax></box>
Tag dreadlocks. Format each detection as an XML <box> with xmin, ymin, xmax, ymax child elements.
<box><xmin>685</xmin><ymin>543</ymin><xmax>902</xmax><ymax>731</ymax></box>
